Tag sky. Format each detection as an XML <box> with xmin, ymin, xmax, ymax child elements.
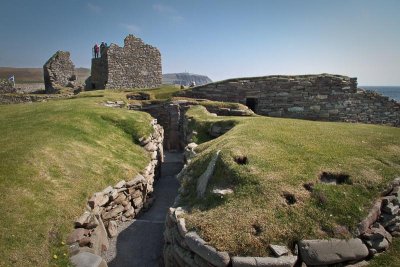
<box><xmin>0</xmin><ymin>0</ymin><xmax>399</xmax><ymax>85</ymax></box>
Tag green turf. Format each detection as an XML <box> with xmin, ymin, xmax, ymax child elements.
<box><xmin>181</xmin><ymin>105</ymin><xmax>400</xmax><ymax>257</ymax></box>
<box><xmin>0</xmin><ymin>97</ymin><xmax>153</xmax><ymax>266</ymax></box>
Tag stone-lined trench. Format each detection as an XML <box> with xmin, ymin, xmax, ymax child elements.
<box><xmin>69</xmin><ymin>100</ymin><xmax>400</xmax><ymax>267</ymax></box>
<box><xmin>105</xmin><ymin>152</ymin><xmax>183</xmax><ymax>266</ymax></box>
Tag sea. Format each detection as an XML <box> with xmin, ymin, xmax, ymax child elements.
<box><xmin>360</xmin><ymin>86</ymin><xmax>400</xmax><ymax>102</ymax></box>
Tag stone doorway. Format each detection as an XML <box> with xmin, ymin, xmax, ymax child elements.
<box><xmin>246</xmin><ymin>97</ymin><xmax>258</xmax><ymax>112</ymax></box>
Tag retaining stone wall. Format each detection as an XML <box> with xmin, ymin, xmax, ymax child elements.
<box><xmin>128</xmin><ymin>99</ymin><xmax>253</xmax><ymax>150</ymax></box>
<box><xmin>68</xmin><ymin>120</ymin><xmax>164</xmax><ymax>267</ymax></box>
<box><xmin>90</xmin><ymin>35</ymin><xmax>162</xmax><ymax>90</ymax></box>
<box><xmin>164</xmin><ymin>112</ymin><xmax>400</xmax><ymax>266</ymax></box>
<box><xmin>177</xmin><ymin>74</ymin><xmax>400</xmax><ymax>126</ymax></box>
<box><xmin>165</xmin><ymin>171</ymin><xmax>400</xmax><ymax>266</ymax></box>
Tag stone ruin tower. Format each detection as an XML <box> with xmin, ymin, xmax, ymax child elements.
<box><xmin>43</xmin><ymin>51</ymin><xmax>76</xmax><ymax>93</ymax></box>
<box><xmin>90</xmin><ymin>35</ymin><xmax>162</xmax><ymax>89</ymax></box>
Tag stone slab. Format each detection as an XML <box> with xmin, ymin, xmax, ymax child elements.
<box><xmin>299</xmin><ymin>239</ymin><xmax>368</xmax><ymax>265</ymax></box>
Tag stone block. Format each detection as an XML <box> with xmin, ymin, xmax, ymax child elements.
<box><xmin>269</xmin><ymin>244</ymin><xmax>290</xmax><ymax>257</ymax></box>
<box><xmin>88</xmin><ymin>193</ymin><xmax>109</xmax><ymax>209</ymax></box>
<box><xmin>298</xmin><ymin>239</ymin><xmax>368</xmax><ymax>265</ymax></box>
<box><xmin>184</xmin><ymin>232</ymin><xmax>230</xmax><ymax>267</ymax></box>
<box><xmin>232</xmin><ymin>257</ymin><xmax>257</xmax><ymax>267</ymax></box>
<box><xmin>70</xmin><ymin>252</ymin><xmax>108</xmax><ymax>267</ymax></box>
<box><xmin>91</xmin><ymin>215</ymin><xmax>109</xmax><ymax>254</ymax></box>
<box><xmin>255</xmin><ymin>256</ymin><xmax>297</xmax><ymax>266</ymax></box>
<box><xmin>107</xmin><ymin>220</ymin><xmax>118</xmax><ymax>238</ymax></box>
<box><xmin>67</xmin><ymin>228</ymin><xmax>90</xmax><ymax>245</ymax></box>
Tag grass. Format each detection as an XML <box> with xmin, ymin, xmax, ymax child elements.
<box><xmin>180</xmin><ymin>106</ymin><xmax>400</xmax><ymax>258</ymax></box>
<box><xmin>0</xmin><ymin>96</ymin><xmax>153</xmax><ymax>266</ymax></box>
<box><xmin>83</xmin><ymin>84</ymin><xmax>184</xmax><ymax>100</ymax></box>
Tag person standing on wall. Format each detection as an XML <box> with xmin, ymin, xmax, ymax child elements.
<box><xmin>100</xmin><ymin>42</ymin><xmax>105</xmax><ymax>56</ymax></box>
<box><xmin>93</xmin><ymin>44</ymin><xmax>100</xmax><ymax>58</ymax></box>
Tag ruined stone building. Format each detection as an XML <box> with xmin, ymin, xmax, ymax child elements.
<box><xmin>43</xmin><ymin>51</ymin><xmax>76</xmax><ymax>93</ymax></box>
<box><xmin>90</xmin><ymin>35</ymin><xmax>162</xmax><ymax>89</ymax></box>
<box><xmin>177</xmin><ymin>74</ymin><xmax>400</xmax><ymax>126</ymax></box>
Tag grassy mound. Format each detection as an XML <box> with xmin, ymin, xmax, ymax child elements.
<box><xmin>180</xmin><ymin>106</ymin><xmax>400</xmax><ymax>257</ymax></box>
<box><xmin>0</xmin><ymin>96</ymin><xmax>153</xmax><ymax>266</ymax></box>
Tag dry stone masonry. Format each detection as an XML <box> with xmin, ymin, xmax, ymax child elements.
<box><xmin>90</xmin><ymin>35</ymin><xmax>162</xmax><ymax>90</ymax></box>
<box><xmin>177</xmin><ymin>74</ymin><xmax>400</xmax><ymax>126</ymax></box>
<box><xmin>166</xmin><ymin>160</ymin><xmax>400</xmax><ymax>266</ymax></box>
<box><xmin>0</xmin><ymin>79</ymin><xmax>16</xmax><ymax>94</ymax></box>
<box><xmin>164</xmin><ymin>110</ymin><xmax>400</xmax><ymax>266</ymax></box>
<box><xmin>43</xmin><ymin>51</ymin><xmax>77</xmax><ymax>93</ymax></box>
<box><xmin>68</xmin><ymin>120</ymin><xmax>164</xmax><ymax>267</ymax></box>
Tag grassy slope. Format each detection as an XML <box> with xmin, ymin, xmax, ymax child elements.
<box><xmin>0</xmin><ymin>96</ymin><xmax>153</xmax><ymax>266</ymax></box>
<box><xmin>181</xmin><ymin>106</ymin><xmax>400</xmax><ymax>258</ymax></box>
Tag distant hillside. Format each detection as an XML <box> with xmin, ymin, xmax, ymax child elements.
<box><xmin>0</xmin><ymin>67</ymin><xmax>90</xmax><ymax>83</ymax></box>
<box><xmin>163</xmin><ymin>73</ymin><xmax>212</xmax><ymax>86</ymax></box>
<box><xmin>1</xmin><ymin>68</ymin><xmax>212</xmax><ymax>87</ymax></box>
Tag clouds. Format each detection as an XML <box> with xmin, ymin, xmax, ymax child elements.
<box><xmin>87</xmin><ymin>3</ymin><xmax>101</xmax><ymax>14</ymax></box>
<box><xmin>153</xmin><ymin>3</ymin><xmax>176</xmax><ymax>14</ymax></box>
<box><xmin>120</xmin><ymin>23</ymin><xmax>141</xmax><ymax>34</ymax></box>
<box><xmin>152</xmin><ymin>3</ymin><xmax>184</xmax><ymax>23</ymax></box>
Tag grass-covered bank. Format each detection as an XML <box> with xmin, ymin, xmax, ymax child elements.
<box><xmin>0</xmin><ymin>97</ymin><xmax>153</xmax><ymax>266</ymax></box>
<box><xmin>180</xmin><ymin>106</ymin><xmax>400</xmax><ymax>257</ymax></box>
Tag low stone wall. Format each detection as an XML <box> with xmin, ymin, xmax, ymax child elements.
<box><xmin>0</xmin><ymin>93</ymin><xmax>75</xmax><ymax>105</ymax></box>
<box><xmin>68</xmin><ymin>120</ymin><xmax>164</xmax><ymax>267</ymax></box>
<box><xmin>177</xmin><ymin>74</ymin><xmax>400</xmax><ymax>127</ymax></box>
<box><xmin>164</xmin><ymin>177</ymin><xmax>400</xmax><ymax>266</ymax></box>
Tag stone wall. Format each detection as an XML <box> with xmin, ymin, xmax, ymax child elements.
<box><xmin>177</xmin><ymin>74</ymin><xmax>400</xmax><ymax>126</ymax></box>
<box><xmin>68</xmin><ymin>120</ymin><xmax>164</xmax><ymax>267</ymax></box>
<box><xmin>127</xmin><ymin>99</ymin><xmax>254</xmax><ymax>150</ymax></box>
<box><xmin>165</xmin><ymin>158</ymin><xmax>400</xmax><ymax>266</ymax></box>
<box><xmin>43</xmin><ymin>51</ymin><xmax>76</xmax><ymax>93</ymax></box>
<box><xmin>0</xmin><ymin>79</ymin><xmax>16</xmax><ymax>93</ymax></box>
<box><xmin>90</xmin><ymin>35</ymin><xmax>162</xmax><ymax>90</ymax></box>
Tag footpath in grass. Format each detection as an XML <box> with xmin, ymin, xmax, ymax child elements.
<box><xmin>180</xmin><ymin>106</ymin><xmax>400</xmax><ymax>257</ymax></box>
<box><xmin>0</xmin><ymin>96</ymin><xmax>153</xmax><ymax>266</ymax></box>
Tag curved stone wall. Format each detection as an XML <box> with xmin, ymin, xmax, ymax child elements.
<box><xmin>164</xmin><ymin>175</ymin><xmax>400</xmax><ymax>267</ymax></box>
<box><xmin>68</xmin><ymin>120</ymin><xmax>164</xmax><ymax>267</ymax></box>
<box><xmin>177</xmin><ymin>74</ymin><xmax>399</xmax><ymax>126</ymax></box>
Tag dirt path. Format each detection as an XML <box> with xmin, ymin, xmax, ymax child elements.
<box><xmin>105</xmin><ymin>152</ymin><xmax>183</xmax><ymax>267</ymax></box>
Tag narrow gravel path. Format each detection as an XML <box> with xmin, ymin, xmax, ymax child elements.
<box><xmin>104</xmin><ymin>152</ymin><xmax>183</xmax><ymax>267</ymax></box>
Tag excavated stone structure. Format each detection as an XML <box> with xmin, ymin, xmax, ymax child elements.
<box><xmin>177</xmin><ymin>74</ymin><xmax>400</xmax><ymax>126</ymax></box>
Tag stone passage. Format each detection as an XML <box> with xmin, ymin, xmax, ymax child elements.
<box><xmin>90</xmin><ymin>35</ymin><xmax>162</xmax><ymax>90</ymax></box>
<box><xmin>177</xmin><ymin>74</ymin><xmax>400</xmax><ymax>126</ymax></box>
<box><xmin>43</xmin><ymin>51</ymin><xmax>76</xmax><ymax>93</ymax></box>
<box><xmin>106</xmin><ymin>152</ymin><xmax>183</xmax><ymax>267</ymax></box>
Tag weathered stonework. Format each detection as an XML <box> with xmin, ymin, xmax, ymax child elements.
<box><xmin>90</xmin><ymin>35</ymin><xmax>162</xmax><ymax>90</ymax></box>
<box><xmin>177</xmin><ymin>74</ymin><xmax>400</xmax><ymax>126</ymax></box>
<box><xmin>0</xmin><ymin>79</ymin><xmax>16</xmax><ymax>94</ymax></box>
<box><xmin>68</xmin><ymin>120</ymin><xmax>164</xmax><ymax>267</ymax></box>
<box><xmin>43</xmin><ymin>51</ymin><xmax>76</xmax><ymax>93</ymax></box>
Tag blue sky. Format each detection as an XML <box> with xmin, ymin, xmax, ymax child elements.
<box><xmin>0</xmin><ymin>0</ymin><xmax>399</xmax><ymax>85</ymax></box>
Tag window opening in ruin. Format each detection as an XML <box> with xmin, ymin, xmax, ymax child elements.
<box><xmin>246</xmin><ymin>98</ymin><xmax>258</xmax><ymax>112</ymax></box>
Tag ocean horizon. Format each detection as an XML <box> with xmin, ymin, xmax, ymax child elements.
<box><xmin>359</xmin><ymin>86</ymin><xmax>400</xmax><ymax>102</ymax></box>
